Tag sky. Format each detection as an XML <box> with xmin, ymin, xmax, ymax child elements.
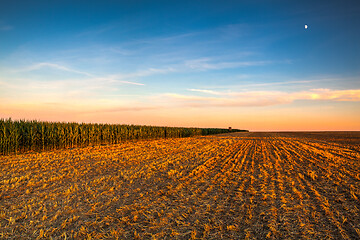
<box><xmin>0</xmin><ymin>0</ymin><xmax>359</xmax><ymax>131</ymax></box>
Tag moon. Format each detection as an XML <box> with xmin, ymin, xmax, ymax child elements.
<box><xmin>305</xmin><ymin>24</ymin><xmax>308</xmax><ymax>29</ymax></box>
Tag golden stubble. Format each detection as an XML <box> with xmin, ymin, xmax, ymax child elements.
<box><xmin>1</xmin><ymin>132</ymin><xmax>359</xmax><ymax>239</ymax></box>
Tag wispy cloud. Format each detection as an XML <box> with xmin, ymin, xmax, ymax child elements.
<box><xmin>76</xmin><ymin>24</ymin><xmax>115</xmax><ymax>37</ymax></box>
<box><xmin>92</xmin><ymin>77</ymin><xmax>145</xmax><ymax>86</ymax></box>
<box><xmin>132</xmin><ymin>23</ymin><xmax>249</xmax><ymax>46</ymax></box>
<box><xmin>13</xmin><ymin>62</ymin><xmax>177</xmax><ymax>82</ymax></box>
<box><xmin>10</xmin><ymin>62</ymin><xmax>145</xmax><ymax>86</ymax></box>
<box><xmin>107</xmin><ymin>47</ymin><xmax>134</xmax><ymax>56</ymax></box>
<box><xmin>15</xmin><ymin>62</ymin><xmax>94</xmax><ymax>77</ymax></box>
<box><xmin>108</xmin><ymin>67</ymin><xmax>177</xmax><ymax>80</ymax></box>
<box><xmin>184</xmin><ymin>58</ymin><xmax>271</xmax><ymax>71</ymax></box>
<box><xmin>80</xmin><ymin>105</ymin><xmax>161</xmax><ymax>114</ymax></box>
<box><xmin>162</xmin><ymin>88</ymin><xmax>360</xmax><ymax>107</ymax></box>
<box><xmin>187</xmin><ymin>89</ymin><xmax>222</xmax><ymax>95</ymax></box>
<box><xmin>203</xmin><ymin>76</ymin><xmax>360</xmax><ymax>90</ymax></box>
<box><xmin>294</xmin><ymin>88</ymin><xmax>360</xmax><ymax>101</ymax></box>
<box><xmin>0</xmin><ymin>25</ymin><xmax>12</xmax><ymax>31</ymax></box>
<box><xmin>218</xmin><ymin>23</ymin><xmax>249</xmax><ymax>40</ymax></box>
<box><xmin>135</xmin><ymin>32</ymin><xmax>201</xmax><ymax>44</ymax></box>
<box><xmin>0</xmin><ymin>21</ymin><xmax>13</xmax><ymax>31</ymax></box>
<box><xmin>104</xmin><ymin>58</ymin><xmax>271</xmax><ymax>80</ymax></box>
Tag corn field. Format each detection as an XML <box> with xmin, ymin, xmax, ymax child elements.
<box><xmin>0</xmin><ymin>118</ymin><xmax>245</xmax><ymax>155</ymax></box>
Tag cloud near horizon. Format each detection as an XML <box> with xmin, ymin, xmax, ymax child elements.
<box><xmin>164</xmin><ymin>88</ymin><xmax>360</xmax><ymax>107</ymax></box>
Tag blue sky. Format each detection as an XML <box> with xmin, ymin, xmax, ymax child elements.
<box><xmin>1</xmin><ymin>0</ymin><xmax>359</xmax><ymax>130</ymax></box>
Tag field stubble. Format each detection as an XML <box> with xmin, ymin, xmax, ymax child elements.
<box><xmin>1</xmin><ymin>132</ymin><xmax>360</xmax><ymax>239</ymax></box>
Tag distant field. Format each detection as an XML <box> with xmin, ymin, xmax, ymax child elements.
<box><xmin>1</xmin><ymin>132</ymin><xmax>360</xmax><ymax>239</ymax></box>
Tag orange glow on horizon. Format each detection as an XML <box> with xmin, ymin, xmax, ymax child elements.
<box><xmin>1</xmin><ymin>101</ymin><xmax>359</xmax><ymax>131</ymax></box>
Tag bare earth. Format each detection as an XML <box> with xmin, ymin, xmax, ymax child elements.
<box><xmin>1</xmin><ymin>132</ymin><xmax>360</xmax><ymax>239</ymax></box>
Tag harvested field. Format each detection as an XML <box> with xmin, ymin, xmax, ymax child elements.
<box><xmin>1</xmin><ymin>132</ymin><xmax>360</xmax><ymax>239</ymax></box>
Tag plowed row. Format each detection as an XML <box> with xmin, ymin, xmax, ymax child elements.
<box><xmin>1</xmin><ymin>132</ymin><xmax>360</xmax><ymax>239</ymax></box>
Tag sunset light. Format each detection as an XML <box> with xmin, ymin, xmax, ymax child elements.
<box><xmin>0</xmin><ymin>1</ymin><xmax>359</xmax><ymax>130</ymax></box>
